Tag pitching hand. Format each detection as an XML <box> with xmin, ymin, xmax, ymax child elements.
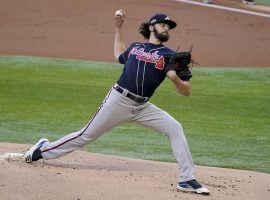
<box><xmin>115</xmin><ymin>9</ymin><xmax>126</xmax><ymax>28</ymax></box>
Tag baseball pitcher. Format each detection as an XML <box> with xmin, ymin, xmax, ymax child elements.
<box><xmin>24</xmin><ymin>9</ymin><xmax>210</xmax><ymax>195</ymax></box>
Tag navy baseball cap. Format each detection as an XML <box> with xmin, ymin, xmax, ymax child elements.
<box><xmin>149</xmin><ymin>13</ymin><xmax>177</xmax><ymax>29</ymax></box>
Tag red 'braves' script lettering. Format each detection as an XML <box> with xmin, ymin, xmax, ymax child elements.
<box><xmin>130</xmin><ymin>47</ymin><xmax>164</xmax><ymax>70</ymax></box>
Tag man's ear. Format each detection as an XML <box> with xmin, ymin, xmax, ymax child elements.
<box><xmin>149</xmin><ymin>25</ymin><xmax>154</xmax><ymax>32</ymax></box>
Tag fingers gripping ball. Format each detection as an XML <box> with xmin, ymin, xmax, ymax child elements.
<box><xmin>115</xmin><ymin>10</ymin><xmax>124</xmax><ymax>17</ymax></box>
<box><xmin>115</xmin><ymin>9</ymin><xmax>126</xmax><ymax>28</ymax></box>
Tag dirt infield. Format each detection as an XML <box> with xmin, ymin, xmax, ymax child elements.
<box><xmin>1</xmin><ymin>143</ymin><xmax>270</xmax><ymax>200</ymax></box>
<box><xmin>1</xmin><ymin>0</ymin><xmax>270</xmax><ymax>67</ymax></box>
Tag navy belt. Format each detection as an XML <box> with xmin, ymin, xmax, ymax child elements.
<box><xmin>113</xmin><ymin>86</ymin><xmax>148</xmax><ymax>104</ymax></box>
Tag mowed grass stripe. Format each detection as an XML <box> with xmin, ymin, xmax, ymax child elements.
<box><xmin>0</xmin><ymin>56</ymin><xmax>269</xmax><ymax>173</ymax></box>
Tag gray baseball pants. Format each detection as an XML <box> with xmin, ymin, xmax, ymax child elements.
<box><xmin>41</xmin><ymin>84</ymin><xmax>195</xmax><ymax>182</ymax></box>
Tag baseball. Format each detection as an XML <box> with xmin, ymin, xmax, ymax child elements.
<box><xmin>115</xmin><ymin>10</ymin><xmax>124</xmax><ymax>17</ymax></box>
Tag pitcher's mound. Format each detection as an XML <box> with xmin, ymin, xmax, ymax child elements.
<box><xmin>0</xmin><ymin>143</ymin><xmax>269</xmax><ymax>200</ymax></box>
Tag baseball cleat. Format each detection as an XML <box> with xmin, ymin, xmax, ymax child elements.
<box><xmin>203</xmin><ymin>0</ymin><xmax>213</xmax><ymax>4</ymax></box>
<box><xmin>177</xmin><ymin>179</ymin><xmax>210</xmax><ymax>195</ymax></box>
<box><xmin>248</xmin><ymin>1</ymin><xmax>256</xmax><ymax>5</ymax></box>
<box><xmin>23</xmin><ymin>138</ymin><xmax>49</xmax><ymax>163</ymax></box>
<box><xmin>242</xmin><ymin>0</ymin><xmax>256</xmax><ymax>5</ymax></box>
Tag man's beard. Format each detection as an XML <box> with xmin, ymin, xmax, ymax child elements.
<box><xmin>153</xmin><ymin>27</ymin><xmax>169</xmax><ymax>42</ymax></box>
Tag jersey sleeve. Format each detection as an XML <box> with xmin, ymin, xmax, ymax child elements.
<box><xmin>163</xmin><ymin>51</ymin><xmax>175</xmax><ymax>75</ymax></box>
<box><xmin>118</xmin><ymin>43</ymin><xmax>135</xmax><ymax>64</ymax></box>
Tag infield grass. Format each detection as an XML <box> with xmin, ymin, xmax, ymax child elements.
<box><xmin>249</xmin><ymin>0</ymin><xmax>270</xmax><ymax>6</ymax></box>
<box><xmin>0</xmin><ymin>56</ymin><xmax>269</xmax><ymax>173</ymax></box>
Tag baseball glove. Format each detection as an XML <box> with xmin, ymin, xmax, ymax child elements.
<box><xmin>167</xmin><ymin>50</ymin><xmax>195</xmax><ymax>81</ymax></box>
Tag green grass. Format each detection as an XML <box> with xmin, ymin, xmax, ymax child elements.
<box><xmin>0</xmin><ymin>56</ymin><xmax>269</xmax><ymax>173</ymax></box>
<box><xmin>251</xmin><ymin>0</ymin><xmax>270</xmax><ymax>6</ymax></box>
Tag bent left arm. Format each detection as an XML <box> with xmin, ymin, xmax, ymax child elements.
<box><xmin>167</xmin><ymin>70</ymin><xmax>190</xmax><ymax>96</ymax></box>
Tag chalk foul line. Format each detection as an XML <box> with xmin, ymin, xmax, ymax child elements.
<box><xmin>173</xmin><ymin>0</ymin><xmax>270</xmax><ymax>18</ymax></box>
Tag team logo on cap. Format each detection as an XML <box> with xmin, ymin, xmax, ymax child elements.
<box><xmin>130</xmin><ymin>47</ymin><xmax>165</xmax><ymax>70</ymax></box>
<box><xmin>150</xmin><ymin>19</ymin><xmax>157</xmax><ymax>24</ymax></box>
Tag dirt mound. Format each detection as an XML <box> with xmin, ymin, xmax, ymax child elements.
<box><xmin>0</xmin><ymin>143</ymin><xmax>269</xmax><ymax>200</ymax></box>
<box><xmin>1</xmin><ymin>0</ymin><xmax>270</xmax><ymax>67</ymax></box>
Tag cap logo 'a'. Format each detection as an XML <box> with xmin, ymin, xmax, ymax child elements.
<box><xmin>165</xmin><ymin>17</ymin><xmax>169</xmax><ymax>20</ymax></box>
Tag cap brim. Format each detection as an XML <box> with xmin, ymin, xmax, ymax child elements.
<box><xmin>150</xmin><ymin>19</ymin><xmax>177</xmax><ymax>29</ymax></box>
<box><xmin>163</xmin><ymin>20</ymin><xmax>177</xmax><ymax>29</ymax></box>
